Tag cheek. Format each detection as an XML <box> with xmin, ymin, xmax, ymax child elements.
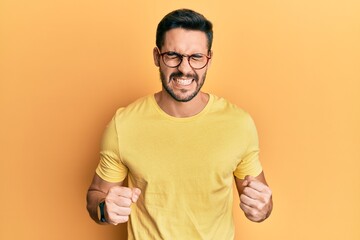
<box><xmin>197</xmin><ymin>70</ymin><xmax>207</xmax><ymax>81</ymax></box>
<box><xmin>159</xmin><ymin>67</ymin><xmax>172</xmax><ymax>82</ymax></box>
<box><xmin>160</xmin><ymin>66</ymin><xmax>174</xmax><ymax>78</ymax></box>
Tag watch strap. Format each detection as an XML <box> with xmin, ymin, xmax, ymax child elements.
<box><xmin>98</xmin><ymin>201</ymin><xmax>106</xmax><ymax>223</ymax></box>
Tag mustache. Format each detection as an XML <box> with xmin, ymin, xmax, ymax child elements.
<box><xmin>169</xmin><ymin>72</ymin><xmax>198</xmax><ymax>82</ymax></box>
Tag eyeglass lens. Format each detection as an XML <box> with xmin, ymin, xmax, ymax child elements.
<box><xmin>162</xmin><ymin>52</ymin><xmax>209</xmax><ymax>69</ymax></box>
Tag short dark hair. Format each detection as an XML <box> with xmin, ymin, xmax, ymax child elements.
<box><xmin>156</xmin><ymin>9</ymin><xmax>213</xmax><ymax>51</ymax></box>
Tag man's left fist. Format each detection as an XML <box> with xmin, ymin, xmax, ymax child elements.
<box><xmin>240</xmin><ymin>175</ymin><xmax>273</xmax><ymax>222</ymax></box>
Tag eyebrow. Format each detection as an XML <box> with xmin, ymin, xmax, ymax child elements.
<box><xmin>164</xmin><ymin>51</ymin><xmax>207</xmax><ymax>56</ymax></box>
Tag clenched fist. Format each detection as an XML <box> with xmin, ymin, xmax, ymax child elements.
<box><xmin>104</xmin><ymin>186</ymin><xmax>141</xmax><ymax>225</ymax></box>
<box><xmin>240</xmin><ymin>175</ymin><xmax>272</xmax><ymax>222</ymax></box>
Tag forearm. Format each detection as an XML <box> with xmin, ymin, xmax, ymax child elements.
<box><xmin>86</xmin><ymin>188</ymin><xmax>107</xmax><ymax>224</ymax></box>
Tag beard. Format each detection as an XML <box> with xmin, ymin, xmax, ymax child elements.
<box><xmin>159</xmin><ymin>69</ymin><xmax>207</xmax><ymax>102</ymax></box>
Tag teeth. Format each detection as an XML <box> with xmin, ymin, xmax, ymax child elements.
<box><xmin>175</xmin><ymin>79</ymin><xmax>192</xmax><ymax>86</ymax></box>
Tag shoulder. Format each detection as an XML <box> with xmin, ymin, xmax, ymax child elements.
<box><xmin>113</xmin><ymin>95</ymin><xmax>154</xmax><ymax>120</ymax></box>
<box><xmin>208</xmin><ymin>94</ymin><xmax>258</xmax><ymax>132</ymax></box>
<box><xmin>209</xmin><ymin>94</ymin><xmax>252</xmax><ymax>119</ymax></box>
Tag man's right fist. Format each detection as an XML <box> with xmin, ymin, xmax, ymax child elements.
<box><xmin>104</xmin><ymin>186</ymin><xmax>141</xmax><ymax>225</ymax></box>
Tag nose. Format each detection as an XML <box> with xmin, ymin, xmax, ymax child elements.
<box><xmin>177</xmin><ymin>57</ymin><xmax>193</xmax><ymax>74</ymax></box>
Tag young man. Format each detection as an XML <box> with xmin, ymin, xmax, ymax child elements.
<box><xmin>87</xmin><ymin>9</ymin><xmax>273</xmax><ymax>239</ymax></box>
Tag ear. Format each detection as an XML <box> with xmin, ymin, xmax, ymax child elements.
<box><xmin>207</xmin><ymin>50</ymin><xmax>213</xmax><ymax>68</ymax></box>
<box><xmin>153</xmin><ymin>47</ymin><xmax>160</xmax><ymax>67</ymax></box>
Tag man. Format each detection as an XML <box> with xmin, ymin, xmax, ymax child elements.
<box><xmin>87</xmin><ymin>9</ymin><xmax>273</xmax><ymax>239</ymax></box>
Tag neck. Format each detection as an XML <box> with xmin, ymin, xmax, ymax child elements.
<box><xmin>154</xmin><ymin>91</ymin><xmax>209</xmax><ymax>118</ymax></box>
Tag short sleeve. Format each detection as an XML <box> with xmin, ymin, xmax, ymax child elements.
<box><xmin>96</xmin><ymin>113</ymin><xmax>128</xmax><ymax>182</ymax></box>
<box><xmin>233</xmin><ymin>114</ymin><xmax>263</xmax><ymax>179</ymax></box>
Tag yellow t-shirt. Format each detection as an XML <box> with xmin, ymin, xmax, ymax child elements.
<box><xmin>96</xmin><ymin>94</ymin><xmax>262</xmax><ymax>240</ymax></box>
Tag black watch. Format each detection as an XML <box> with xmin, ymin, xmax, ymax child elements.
<box><xmin>98</xmin><ymin>201</ymin><xmax>106</xmax><ymax>223</ymax></box>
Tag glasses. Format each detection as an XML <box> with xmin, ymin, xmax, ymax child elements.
<box><xmin>158</xmin><ymin>50</ymin><xmax>211</xmax><ymax>70</ymax></box>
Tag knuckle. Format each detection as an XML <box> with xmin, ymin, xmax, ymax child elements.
<box><xmin>119</xmin><ymin>206</ymin><xmax>131</xmax><ymax>216</ymax></box>
<box><xmin>108</xmin><ymin>186</ymin><xmax>118</xmax><ymax>195</ymax></box>
<box><xmin>247</xmin><ymin>209</ymin><xmax>257</xmax><ymax>218</ymax></box>
<box><xmin>120</xmin><ymin>197</ymin><xmax>132</xmax><ymax>207</ymax></box>
<box><xmin>240</xmin><ymin>194</ymin><xmax>246</xmax><ymax>202</ymax></box>
<box><xmin>257</xmin><ymin>202</ymin><xmax>266</xmax><ymax>211</ymax></box>
<box><xmin>263</xmin><ymin>193</ymin><xmax>271</xmax><ymax>203</ymax></box>
<box><xmin>121</xmin><ymin>186</ymin><xmax>133</xmax><ymax>195</ymax></box>
<box><xmin>239</xmin><ymin>202</ymin><xmax>246</xmax><ymax>211</ymax></box>
<box><xmin>243</xmin><ymin>187</ymin><xmax>250</xmax><ymax>194</ymax></box>
<box><xmin>263</xmin><ymin>186</ymin><xmax>272</xmax><ymax>195</ymax></box>
<box><xmin>258</xmin><ymin>195</ymin><xmax>266</xmax><ymax>204</ymax></box>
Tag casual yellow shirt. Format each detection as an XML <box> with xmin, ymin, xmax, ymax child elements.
<box><xmin>96</xmin><ymin>94</ymin><xmax>262</xmax><ymax>239</ymax></box>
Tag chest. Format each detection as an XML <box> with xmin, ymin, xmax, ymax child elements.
<box><xmin>117</xmin><ymin>118</ymin><xmax>249</xmax><ymax>186</ymax></box>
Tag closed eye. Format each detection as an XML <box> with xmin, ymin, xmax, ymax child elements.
<box><xmin>190</xmin><ymin>54</ymin><xmax>205</xmax><ymax>61</ymax></box>
<box><xmin>165</xmin><ymin>52</ymin><xmax>181</xmax><ymax>59</ymax></box>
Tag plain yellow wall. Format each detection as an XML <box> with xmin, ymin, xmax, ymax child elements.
<box><xmin>1</xmin><ymin>0</ymin><xmax>359</xmax><ymax>239</ymax></box>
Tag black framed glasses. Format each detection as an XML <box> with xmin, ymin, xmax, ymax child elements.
<box><xmin>158</xmin><ymin>50</ymin><xmax>211</xmax><ymax>70</ymax></box>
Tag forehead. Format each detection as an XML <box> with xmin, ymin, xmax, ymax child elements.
<box><xmin>162</xmin><ymin>28</ymin><xmax>208</xmax><ymax>53</ymax></box>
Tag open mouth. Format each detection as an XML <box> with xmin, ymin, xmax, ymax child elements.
<box><xmin>173</xmin><ymin>78</ymin><xmax>194</xmax><ymax>86</ymax></box>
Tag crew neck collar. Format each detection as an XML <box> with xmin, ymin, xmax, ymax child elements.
<box><xmin>149</xmin><ymin>93</ymin><xmax>214</xmax><ymax>122</ymax></box>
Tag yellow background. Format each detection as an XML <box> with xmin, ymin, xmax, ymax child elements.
<box><xmin>1</xmin><ymin>0</ymin><xmax>359</xmax><ymax>239</ymax></box>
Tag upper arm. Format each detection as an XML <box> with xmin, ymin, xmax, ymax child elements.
<box><xmin>96</xmin><ymin>114</ymin><xmax>128</xmax><ymax>182</ymax></box>
<box><xmin>233</xmin><ymin>113</ymin><xmax>262</xmax><ymax>180</ymax></box>
<box><xmin>234</xmin><ymin>171</ymin><xmax>268</xmax><ymax>196</ymax></box>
